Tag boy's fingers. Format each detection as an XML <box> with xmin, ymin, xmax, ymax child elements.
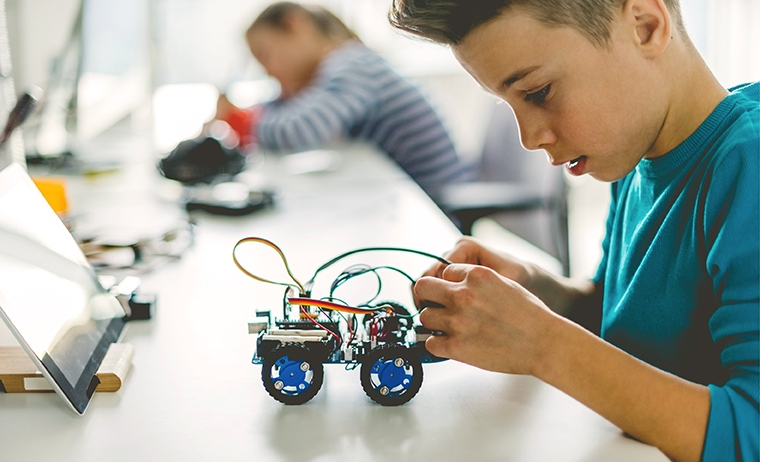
<box><xmin>420</xmin><ymin>261</ymin><xmax>447</xmax><ymax>279</ymax></box>
<box><xmin>440</xmin><ymin>263</ymin><xmax>470</xmax><ymax>282</ymax></box>
<box><xmin>414</xmin><ymin>262</ymin><xmax>461</xmax><ymax>306</ymax></box>
<box><xmin>442</xmin><ymin>246</ymin><xmax>470</xmax><ymax>264</ymax></box>
<box><xmin>425</xmin><ymin>335</ymin><xmax>453</xmax><ymax>359</ymax></box>
<box><xmin>414</xmin><ymin>275</ymin><xmax>453</xmax><ymax>306</ymax></box>
<box><xmin>418</xmin><ymin>305</ymin><xmax>450</xmax><ymax>333</ymax></box>
<box><xmin>414</xmin><ymin>264</ymin><xmax>472</xmax><ymax>310</ymax></box>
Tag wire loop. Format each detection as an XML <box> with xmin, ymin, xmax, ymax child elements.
<box><xmin>233</xmin><ymin>237</ymin><xmax>451</xmax><ymax>318</ymax></box>
<box><xmin>232</xmin><ymin>237</ymin><xmax>306</xmax><ymax>293</ymax></box>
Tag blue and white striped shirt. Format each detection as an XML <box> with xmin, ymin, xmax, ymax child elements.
<box><xmin>256</xmin><ymin>41</ymin><xmax>471</xmax><ymax>198</ymax></box>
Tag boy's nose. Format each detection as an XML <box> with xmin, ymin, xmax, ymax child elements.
<box><xmin>517</xmin><ymin>117</ymin><xmax>555</xmax><ymax>152</ymax></box>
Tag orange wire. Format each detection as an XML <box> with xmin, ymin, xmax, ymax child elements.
<box><xmin>232</xmin><ymin>237</ymin><xmax>305</xmax><ymax>293</ymax></box>
<box><xmin>288</xmin><ymin>297</ymin><xmax>388</xmax><ymax>315</ymax></box>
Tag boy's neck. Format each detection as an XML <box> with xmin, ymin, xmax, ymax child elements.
<box><xmin>645</xmin><ymin>44</ymin><xmax>728</xmax><ymax>159</ymax></box>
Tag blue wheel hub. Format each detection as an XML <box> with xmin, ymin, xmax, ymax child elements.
<box><xmin>271</xmin><ymin>354</ymin><xmax>312</xmax><ymax>395</ymax></box>
<box><xmin>370</xmin><ymin>356</ymin><xmax>413</xmax><ymax>397</ymax></box>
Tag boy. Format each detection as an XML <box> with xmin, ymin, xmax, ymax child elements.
<box><xmin>389</xmin><ymin>1</ymin><xmax>759</xmax><ymax>461</ymax></box>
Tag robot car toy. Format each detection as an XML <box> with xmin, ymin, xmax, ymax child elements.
<box><xmin>233</xmin><ymin>237</ymin><xmax>448</xmax><ymax>406</ymax></box>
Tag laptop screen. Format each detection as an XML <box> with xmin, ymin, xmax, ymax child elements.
<box><xmin>0</xmin><ymin>163</ymin><xmax>126</xmax><ymax>414</ymax></box>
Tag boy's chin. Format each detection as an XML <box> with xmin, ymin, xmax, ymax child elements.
<box><xmin>587</xmin><ymin>170</ymin><xmax>628</xmax><ymax>183</ymax></box>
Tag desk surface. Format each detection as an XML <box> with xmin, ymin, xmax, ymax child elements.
<box><xmin>0</xmin><ymin>144</ymin><xmax>666</xmax><ymax>462</ymax></box>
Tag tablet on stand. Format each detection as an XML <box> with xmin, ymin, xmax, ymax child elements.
<box><xmin>0</xmin><ymin>163</ymin><xmax>128</xmax><ymax>414</ymax></box>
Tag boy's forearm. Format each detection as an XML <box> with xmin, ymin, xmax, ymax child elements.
<box><xmin>524</xmin><ymin>263</ymin><xmax>596</xmax><ymax>315</ymax></box>
<box><xmin>533</xmin><ymin>316</ymin><xmax>710</xmax><ymax>462</ymax></box>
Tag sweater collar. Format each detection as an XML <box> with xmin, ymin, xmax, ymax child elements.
<box><xmin>636</xmin><ymin>86</ymin><xmax>743</xmax><ymax>178</ymax></box>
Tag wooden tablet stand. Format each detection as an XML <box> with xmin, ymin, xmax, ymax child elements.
<box><xmin>0</xmin><ymin>343</ymin><xmax>133</xmax><ymax>393</ymax></box>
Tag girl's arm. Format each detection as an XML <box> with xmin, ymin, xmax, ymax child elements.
<box><xmin>256</xmin><ymin>61</ymin><xmax>376</xmax><ymax>150</ymax></box>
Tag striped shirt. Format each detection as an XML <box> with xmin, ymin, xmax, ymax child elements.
<box><xmin>256</xmin><ymin>41</ymin><xmax>472</xmax><ymax>198</ymax></box>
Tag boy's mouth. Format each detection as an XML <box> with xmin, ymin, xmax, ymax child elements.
<box><xmin>566</xmin><ymin>156</ymin><xmax>587</xmax><ymax>176</ymax></box>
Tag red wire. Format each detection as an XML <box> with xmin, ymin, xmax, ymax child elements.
<box><xmin>300</xmin><ymin>306</ymin><xmax>342</xmax><ymax>346</ymax></box>
<box><xmin>346</xmin><ymin>315</ymin><xmax>357</xmax><ymax>346</ymax></box>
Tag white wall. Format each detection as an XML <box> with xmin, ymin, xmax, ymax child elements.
<box><xmin>8</xmin><ymin>1</ymin><xmax>759</xmax><ymax>103</ymax></box>
<box><xmin>6</xmin><ymin>0</ymin><xmax>80</xmax><ymax>91</ymax></box>
<box><xmin>8</xmin><ymin>0</ymin><xmax>758</xmax><ymax>157</ymax></box>
<box><xmin>682</xmin><ymin>0</ymin><xmax>760</xmax><ymax>88</ymax></box>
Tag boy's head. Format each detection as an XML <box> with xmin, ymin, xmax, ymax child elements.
<box><xmin>389</xmin><ymin>0</ymin><xmax>699</xmax><ymax>182</ymax></box>
<box><xmin>247</xmin><ymin>2</ymin><xmax>358</xmax><ymax>97</ymax></box>
<box><xmin>389</xmin><ymin>0</ymin><xmax>684</xmax><ymax>48</ymax></box>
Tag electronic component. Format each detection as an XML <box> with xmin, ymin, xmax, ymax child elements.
<box><xmin>184</xmin><ymin>183</ymin><xmax>274</xmax><ymax>216</ymax></box>
<box><xmin>233</xmin><ymin>237</ymin><xmax>449</xmax><ymax>406</ymax></box>
<box><xmin>100</xmin><ymin>275</ymin><xmax>156</xmax><ymax>321</ymax></box>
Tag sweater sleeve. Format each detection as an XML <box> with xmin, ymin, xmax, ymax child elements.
<box><xmin>701</xmin><ymin>134</ymin><xmax>759</xmax><ymax>462</ymax></box>
<box><xmin>256</xmin><ymin>57</ymin><xmax>377</xmax><ymax>151</ymax></box>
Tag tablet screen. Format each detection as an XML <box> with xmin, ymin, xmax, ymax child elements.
<box><xmin>0</xmin><ymin>163</ymin><xmax>126</xmax><ymax>414</ymax></box>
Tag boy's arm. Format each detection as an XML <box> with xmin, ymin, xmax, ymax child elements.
<box><xmin>537</xmin><ymin>314</ymin><xmax>711</xmax><ymax>462</ymax></box>
<box><xmin>419</xmin><ymin>177</ymin><xmax>616</xmax><ymax>326</ymax></box>
<box><xmin>557</xmin><ymin>278</ymin><xmax>603</xmax><ymax>335</ymax></box>
<box><xmin>540</xmin><ymin>286</ymin><xmax>758</xmax><ymax>462</ymax></box>
<box><xmin>414</xmin><ymin>135</ymin><xmax>759</xmax><ymax>462</ymax></box>
<box><xmin>699</xmin><ymin>139</ymin><xmax>760</xmax><ymax>461</ymax></box>
<box><xmin>414</xmin><ymin>267</ymin><xmax>711</xmax><ymax>462</ymax></box>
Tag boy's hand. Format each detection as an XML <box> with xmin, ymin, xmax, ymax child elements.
<box><xmin>415</xmin><ymin>237</ymin><xmax>533</xmax><ymax>305</ymax></box>
<box><xmin>414</xmin><ymin>263</ymin><xmax>559</xmax><ymax>375</ymax></box>
<box><xmin>418</xmin><ymin>236</ymin><xmax>593</xmax><ymax>314</ymax></box>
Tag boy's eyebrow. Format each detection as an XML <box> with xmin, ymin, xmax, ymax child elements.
<box><xmin>501</xmin><ymin>66</ymin><xmax>540</xmax><ymax>90</ymax></box>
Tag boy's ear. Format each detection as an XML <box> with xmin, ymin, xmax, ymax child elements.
<box><xmin>623</xmin><ymin>0</ymin><xmax>672</xmax><ymax>57</ymax></box>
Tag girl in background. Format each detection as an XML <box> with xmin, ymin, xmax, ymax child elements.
<box><xmin>216</xmin><ymin>2</ymin><xmax>472</xmax><ymax>200</ymax></box>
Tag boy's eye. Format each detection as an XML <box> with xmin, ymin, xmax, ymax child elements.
<box><xmin>524</xmin><ymin>84</ymin><xmax>552</xmax><ymax>106</ymax></box>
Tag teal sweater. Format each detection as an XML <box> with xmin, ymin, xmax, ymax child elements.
<box><xmin>594</xmin><ymin>82</ymin><xmax>759</xmax><ymax>461</ymax></box>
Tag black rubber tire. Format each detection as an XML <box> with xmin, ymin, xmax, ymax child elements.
<box><xmin>262</xmin><ymin>342</ymin><xmax>324</xmax><ymax>405</ymax></box>
<box><xmin>360</xmin><ymin>344</ymin><xmax>423</xmax><ymax>406</ymax></box>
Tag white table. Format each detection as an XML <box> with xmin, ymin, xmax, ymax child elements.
<box><xmin>0</xmin><ymin>144</ymin><xmax>666</xmax><ymax>461</ymax></box>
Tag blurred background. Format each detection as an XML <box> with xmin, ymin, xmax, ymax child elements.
<box><xmin>3</xmin><ymin>0</ymin><xmax>759</xmax><ymax>278</ymax></box>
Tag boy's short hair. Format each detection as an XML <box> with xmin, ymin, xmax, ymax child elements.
<box><xmin>389</xmin><ymin>0</ymin><xmax>684</xmax><ymax>48</ymax></box>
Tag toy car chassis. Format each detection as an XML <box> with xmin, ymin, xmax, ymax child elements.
<box><xmin>234</xmin><ymin>237</ymin><xmax>447</xmax><ymax>406</ymax></box>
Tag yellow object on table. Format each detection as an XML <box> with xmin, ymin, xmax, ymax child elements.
<box><xmin>32</xmin><ymin>176</ymin><xmax>68</xmax><ymax>215</ymax></box>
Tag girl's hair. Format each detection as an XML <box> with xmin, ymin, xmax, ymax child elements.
<box><xmin>388</xmin><ymin>0</ymin><xmax>685</xmax><ymax>48</ymax></box>
<box><xmin>248</xmin><ymin>2</ymin><xmax>359</xmax><ymax>43</ymax></box>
